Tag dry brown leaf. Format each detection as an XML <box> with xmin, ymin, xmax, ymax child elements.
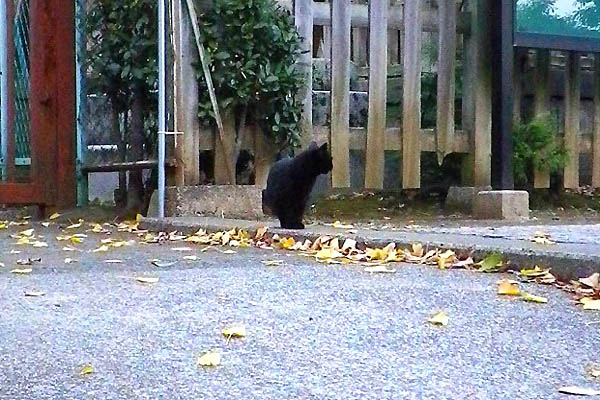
<box><xmin>579</xmin><ymin>273</ymin><xmax>600</xmax><ymax>290</ymax></box>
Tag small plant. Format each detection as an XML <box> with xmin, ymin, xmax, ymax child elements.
<box><xmin>195</xmin><ymin>0</ymin><xmax>305</xmax><ymax>148</ymax></box>
<box><xmin>512</xmin><ymin>114</ymin><xmax>568</xmax><ymax>188</ymax></box>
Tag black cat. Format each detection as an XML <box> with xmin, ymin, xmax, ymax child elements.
<box><xmin>263</xmin><ymin>142</ymin><xmax>333</xmax><ymax>229</ymax></box>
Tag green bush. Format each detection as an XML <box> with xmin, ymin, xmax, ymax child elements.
<box><xmin>512</xmin><ymin>114</ymin><xmax>568</xmax><ymax>187</ymax></box>
<box><xmin>195</xmin><ymin>0</ymin><xmax>305</xmax><ymax>147</ymax></box>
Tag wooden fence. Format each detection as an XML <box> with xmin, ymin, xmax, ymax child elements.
<box><xmin>172</xmin><ymin>0</ymin><xmax>599</xmax><ymax>190</ymax></box>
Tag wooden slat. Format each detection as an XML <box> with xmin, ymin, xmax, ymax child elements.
<box><xmin>174</xmin><ymin>0</ymin><xmax>200</xmax><ymax>185</ymax></box>
<box><xmin>213</xmin><ymin>109</ymin><xmax>236</xmax><ymax>184</ymax></box>
<box><xmin>402</xmin><ymin>0</ymin><xmax>422</xmax><ymax>189</ymax></box>
<box><xmin>253</xmin><ymin>127</ymin><xmax>276</xmax><ymax>189</ymax></box>
<box><xmin>513</xmin><ymin>48</ymin><xmax>527</xmax><ymax>124</ymax></box>
<box><xmin>351</xmin><ymin>27</ymin><xmax>367</xmax><ymax>66</ymax></box>
<box><xmin>388</xmin><ymin>29</ymin><xmax>399</xmax><ymax>65</ymax></box>
<box><xmin>330</xmin><ymin>0</ymin><xmax>351</xmax><ymax>188</ymax></box>
<box><xmin>593</xmin><ymin>54</ymin><xmax>600</xmax><ymax>188</ymax></box>
<box><xmin>277</xmin><ymin>1</ymin><xmax>470</xmax><ymax>34</ymax></box>
<box><xmin>564</xmin><ymin>52</ymin><xmax>580</xmax><ymax>189</ymax></box>
<box><xmin>470</xmin><ymin>0</ymin><xmax>492</xmax><ymax>186</ymax></box>
<box><xmin>435</xmin><ymin>0</ymin><xmax>456</xmax><ymax>165</ymax></box>
<box><xmin>533</xmin><ymin>49</ymin><xmax>551</xmax><ymax>189</ymax></box>
<box><xmin>364</xmin><ymin>0</ymin><xmax>387</xmax><ymax>189</ymax></box>
<box><xmin>295</xmin><ymin>0</ymin><xmax>314</xmax><ymax>147</ymax></box>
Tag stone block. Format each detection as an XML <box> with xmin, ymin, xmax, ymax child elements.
<box><xmin>445</xmin><ymin>186</ymin><xmax>492</xmax><ymax>212</ymax></box>
<box><xmin>147</xmin><ymin>185</ymin><xmax>264</xmax><ymax>219</ymax></box>
<box><xmin>473</xmin><ymin>190</ymin><xmax>530</xmax><ymax>220</ymax></box>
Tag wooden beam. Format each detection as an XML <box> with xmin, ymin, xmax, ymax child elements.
<box><xmin>330</xmin><ymin>0</ymin><xmax>351</xmax><ymax>188</ymax></box>
<box><xmin>436</xmin><ymin>0</ymin><xmax>456</xmax><ymax>164</ymax></box>
<box><xmin>402</xmin><ymin>0</ymin><xmax>422</xmax><ymax>189</ymax></box>
<box><xmin>564</xmin><ymin>52</ymin><xmax>581</xmax><ymax>189</ymax></box>
<box><xmin>533</xmin><ymin>49</ymin><xmax>551</xmax><ymax>189</ymax></box>
<box><xmin>364</xmin><ymin>0</ymin><xmax>387</xmax><ymax>189</ymax></box>
<box><xmin>594</xmin><ymin>54</ymin><xmax>600</xmax><ymax>188</ymax></box>
<box><xmin>0</xmin><ymin>183</ymin><xmax>45</xmax><ymax>204</ymax></box>
<box><xmin>295</xmin><ymin>0</ymin><xmax>314</xmax><ymax>147</ymax></box>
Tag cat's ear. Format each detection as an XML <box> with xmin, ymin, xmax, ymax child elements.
<box><xmin>319</xmin><ymin>143</ymin><xmax>328</xmax><ymax>152</ymax></box>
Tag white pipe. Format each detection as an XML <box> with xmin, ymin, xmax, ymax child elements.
<box><xmin>0</xmin><ymin>0</ymin><xmax>8</xmax><ymax>178</ymax></box>
<box><xmin>157</xmin><ymin>0</ymin><xmax>166</xmax><ymax>218</ymax></box>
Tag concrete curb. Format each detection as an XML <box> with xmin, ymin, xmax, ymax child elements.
<box><xmin>140</xmin><ymin>216</ymin><xmax>600</xmax><ymax>282</ymax></box>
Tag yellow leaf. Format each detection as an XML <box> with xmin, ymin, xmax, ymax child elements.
<box><xmin>49</xmin><ymin>212</ymin><xmax>61</xmax><ymax>220</ymax></box>
<box><xmin>411</xmin><ymin>243</ymin><xmax>424</xmax><ymax>258</ymax></box>
<box><xmin>497</xmin><ymin>280</ymin><xmax>521</xmax><ymax>296</ymax></box>
<box><xmin>20</xmin><ymin>228</ymin><xmax>34</xmax><ymax>237</ymax></box>
<box><xmin>136</xmin><ymin>213</ymin><xmax>143</xmax><ymax>222</ymax></box>
<box><xmin>93</xmin><ymin>245</ymin><xmax>110</xmax><ymax>253</ymax></box>
<box><xmin>521</xmin><ymin>292</ymin><xmax>548</xmax><ymax>304</ymax></box>
<box><xmin>222</xmin><ymin>324</ymin><xmax>246</xmax><ymax>338</ymax></box>
<box><xmin>90</xmin><ymin>223</ymin><xmax>104</xmax><ymax>233</ymax></box>
<box><xmin>366</xmin><ymin>248</ymin><xmax>388</xmax><ymax>261</ymax></box>
<box><xmin>80</xmin><ymin>364</ymin><xmax>93</xmax><ymax>375</ymax></box>
<box><xmin>315</xmin><ymin>248</ymin><xmax>343</xmax><ymax>260</ymax></box>
<box><xmin>558</xmin><ymin>387</ymin><xmax>600</xmax><ymax>396</ymax></box>
<box><xmin>364</xmin><ymin>265</ymin><xmax>396</xmax><ymax>273</ymax></box>
<box><xmin>428</xmin><ymin>311</ymin><xmax>449</xmax><ymax>326</ymax></box>
<box><xmin>437</xmin><ymin>250</ymin><xmax>456</xmax><ymax>269</ymax></box>
<box><xmin>520</xmin><ymin>266</ymin><xmax>550</xmax><ymax>277</ymax></box>
<box><xmin>25</xmin><ymin>290</ymin><xmax>45</xmax><ymax>297</ymax></box>
<box><xmin>0</xmin><ymin>223</ymin><xmax>6</xmax><ymax>229</ymax></box>
<box><xmin>136</xmin><ymin>277</ymin><xmax>159</xmax><ymax>284</ymax></box>
<box><xmin>16</xmin><ymin>237</ymin><xmax>30</xmax><ymax>245</ymax></box>
<box><xmin>70</xmin><ymin>237</ymin><xmax>83</xmax><ymax>244</ymax></box>
<box><xmin>582</xmin><ymin>299</ymin><xmax>600</xmax><ymax>311</ymax></box>
<box><xmin>65</xmin><ymin>220</ymin><xmax>83</xmax><ymax>229</ymax></box>
<box><xmin>261</xmin><ymin>260</ymin><xmax>284</xmax><ymax>266</ymax></box>
<box><xmin>280</xmin><ymin>237</ymin><xmax>295</xmax><ymax>249</ymax></box>
<box><xmin>11</xmin><ymin>268</ymin><xmax>32</xmax><ymax>274</ymax></box>
<box><xmin>197</xmin><ymin>351</ymin><xmax>221</xmax><ymax>367</ymax></box>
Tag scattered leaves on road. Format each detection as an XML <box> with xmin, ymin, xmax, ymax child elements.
<box><xmin>532</xmin><ymin>232</ymin><xmax>555</xmax><ymax>245</ymax></box>
<box><xmin>478</xmin><ymin>253</ymin><xmax>504</xmax><ymax>273</ymax></box>
<box><xmin>521</xmin><ymin>292</ymin><xmax>548</xmax><ymax>304</ymax></box>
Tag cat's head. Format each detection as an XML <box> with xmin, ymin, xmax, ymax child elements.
<box><xmin>309</xmin><ymin>142</ymin><xmax>333</xmax><ymax>175</ymax></box>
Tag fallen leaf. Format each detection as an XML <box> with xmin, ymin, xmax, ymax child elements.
<box><xmin>9</xmin><ymin>249</ymin><xmax>21</xmax><ymax>254</ymax></box>
<box><xmin>64</xmin><ymin>258</ymin><xmax>77</xmax><ymax>264</ymax></box>
<box><xmin>341</xmin><ymin>238</ymin><xmax>357</xmax><ymax>254</ymax></box>
<box><xmin>92</xmin><ymin>245</ymin><xmax>110</xmax><ymax>253</ymax></box>
<box><xmin>588</xmin><ymin>366</ymin><xmax>600</xmax><ymax>379</ymax></box>
<box><xmin>183</xmin><ymin>255</ymin><xmax>198</xmax><ymax>261</ymax></box>
<box><xmin>197</xmin><ymin>351</ymin><xmax>221</xmax><ymax>367</ymax></box>
<box><xmin>221</xmin><ymin>249</ymin><xmax>236</xmax><ymax>254</ymax></box>
<box><xmin>19</xmin><ymin>228</ymin><xmax>34</xmax><ymax>237</ymax></box>
<box><xmin>532</xmin><ymin>232</ymin><xmax>555</xmax><ymax>245</ymax></box>
<box><xmin>32</xmin><ymin>241</ymin><xmax>48</xmax><ymax>248</ymax></box>
<box><xmin>0</xmin><ymin>262</ymin><xmax>4</xmax><ymax>268</ymax></box>
<box><xmin>49</xmin><ymin>212</ymin><xmax>61</xmax><ymax>220</ymax></box>
<box><xmin>479</xmin><ymin>253</ymin><xmax>503</xmax><ymax>273</ymax></box>
<box><xmin>62</xmin><ymin>246</ymin><xmax>76</xmax><ymax>252</ymax></box>
<box><xmin>558</xmin><ymin>386</ymin><xmax>600</xmax><ymax>396</ymax></box>
<box><xmin>521</xmin><ymin>292</ymin><xmax>548</xmax><ymax>304</ymax></box>
<box><xmin>315</xmin><ymin>248</ymin><xmax>344</xmax><ymax>260</ymax></box>
<box><xmin>11</xmin><ymin>268</ymin><xmax>32</xmax><ymax>274</ymax></box>
<box><xmin>582</xmin><ymin>299</ymin><xmax>600</xmax><ymax>311</ymax></box>
<box><xmin>279</xmin><ymin>237</ymin><xmax>295</xmax><ymax>249</ymax></box>
<box><xmin>255</xmin><ymin>226</ymin><xmax>268</xmax><ymax>240</ymax></box>
<box><xmin>520</xmin><ymin>266</ymin><xmax>551</xmax><ymax>277</ymax></box>
<box><xmin>151</xmin><ymin>260</ymin><xmax>176</xmax><ymax>268</ymax></box>
<box><xmin>411</xmin><ymin>243</ymin><xmax>424</xmax><ymax>258</ymax></box>
<box><xmin>16</xmin><ymin>258</ymin><xmax>41</xmax><ymax>265</ymax></box>
<box><xmin>364</xmin><ymin>265</ymin><xmax>396</xmax><ymax>273</ymax></box>
<box><xmin>428</xmin><ymin>311</ymin><xmax>449</xmax><ymax>326</ymax></box>
<box><xmin>498</xmin><ymin>280</ymin><xmax>521</xmax><ymax>296</ymax></box>
<box><xmin>25</xmin><ymin>290</ymin><xmax>45</xmax><ymax>297</ymax></box>
<box><xmin>222</xmin><ymin>324</ymin><xmax>246</xmax><ymax>338</ymax></box>
<box><xmin>332</xmin><ymin>221</ymin><xmax>354</xmax><ymax>229</ymax></box>
<box><xmin>41</xmin><ymin>222</ymin><xmax>51</xmax><ymax>227</ymax></box>
<box><xmin>80</xmin><ymin>364</ymin><xmax>93</xmax><ymax>375</ymax></box>
<box><xmin>65</xmin><ymin>220</ymin><xmax>83</xmax><ymax>229</ymax></box>
<box><xmin>136</xmin><ymin>277</ymin><xmax>159</xmax><ymax>284</ymax></box>
<box><xmin>579</xmin><ymin>273</ymin><xmax>600</xmax><ymax>290</ymax></box>
<box><xmin>261</xmin><ymin>260</ymin><xmax>284</xmax><ymax>266</ymax></box>
<box><xmin>437</xmin><ymin>250</ymin><xmax>457</xmax><ymax>269</ymax></box>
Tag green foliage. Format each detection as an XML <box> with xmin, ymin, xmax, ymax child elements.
<box><xmin>195</xmin><ymin>0</ymin><xmax>305</xmax><ymax>147</ymax></box>
<box><xmin>512</xmin><ymin>114</ymin><xmax>568</xmax><ymax>187</ymax></box>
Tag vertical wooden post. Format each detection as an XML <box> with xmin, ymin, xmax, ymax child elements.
<box><xmin>593</xmin><ymin>54</ymin><xmax>600</xmax><ymax>188</ymax></box>
<box><xmin>364</xmin><ymin>0</ymin><xmax>387</xmax><ymax>189</ymax></box>
<box><xmin>564</xmin><ymin>52</ymin><xmax>580</xmax><ymax>189</ymax></box>
<box><xmin>402</xmin><ymin>0</ymin><xmax>422</xmax><ymax>189</ymax></box>
<box><xmin>533</xmin><ymin>49</ymin><xmax>551</xmax><ymax>189</ymax></box>
<box><xmin>174</xmin><ymin>0</ymin><xmax>201</xmax><ymax>185</ymax></box>
<box><xmin>254</xmin><ymin>127</ymin><xmax>276</xmax><ymax>189</ymax></box>
<box><xmin>330</xmin><ymin>0</ymin><xmax>351</xmax><ymax>188</ymax></box>
<box><xmin>214</xmin><ymin>109</ymin><xmax>236</xmax><ymax>185</ymax></box>
<box><xmin>470</xmin><ymin>0</ymin><xmax>492</xmax><ymax>186</ymax></box>
<box><xmin>295</xmin><ymin>0</ymin><xmax>313</xmax><ymax>148</ymax></box>
<box><xmin>436</xmin><ymin>0</ymin><xmax>456</xmax><ymax>165</ymax></box>
<box><xmin>352</xmin><ymin>28</ymin><xmax>367</xmax><ymax>66</ymax></box>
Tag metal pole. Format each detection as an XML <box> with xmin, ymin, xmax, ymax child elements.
<box><xmin>158</xmin><ymin>0</ymin><xmax>166</xmax><ymax>218</ymax></box>
<box><xmin>0</xmin><ymin>0</ymin><xmax>8</xmax><ymax>179</ymax></box>
<box><xmin>75</xmin><ymin>0</ymin><xmax>89</xmax><ymax>206</ymax></box>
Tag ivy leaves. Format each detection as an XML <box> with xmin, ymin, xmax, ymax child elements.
<box><xmin>195</xmin><ymin>0</ymin><xmax>305</xmax><ymax>147</ymax></box>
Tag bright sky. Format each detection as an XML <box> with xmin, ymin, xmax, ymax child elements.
<box><xmin>552</xmin><ymin>0</ymin><xmax>586</xmax><ymax>16</ymax></box>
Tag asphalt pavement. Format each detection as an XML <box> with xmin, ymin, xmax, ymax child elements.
<box><xmin>0</xmin><ymin>223</ymin><xmax>599</xmax><ymax>399</ymax></box>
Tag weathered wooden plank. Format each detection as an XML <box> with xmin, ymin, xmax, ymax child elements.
<box><xmin>330</xmin><ymin>0</ymin><xmax>351</xmax><ymax>188</ymax></box>
<box><xmin>513</xmin><ymin>48</ymin><xmax>527</xmax><ymax>124</ymax></box>
<box><xmin>174</xmin><ymin>0</ymin><xmax>200</xmax><ymax>185</ymax></box>
<box><xmin>402</xmin><ymin>0</ymin><xmax>422</xmax><ymax>189</ymax></box>
<box><xmin>593</xmin><ymin>54</ymin><xmax>600</xmax><ymax>188</ymax></box>
<box><xmin>214</xmin><ymin>109</ymin><xmax>237</xmax><ymax>185</ymax></box>
<box><xmin>277</xmin><ymin>1</ymin><xmax>470</xmax><ymax>33</ymax></box>
<box><xmin>435</xmin><ymin>0</ymin><xmax>456</xmax><ymax>165</ymax></box>
<box><xmin>295</xmin><ymin>0</ymin><xmax>313</xmax><ymax>147</ymax></box>
<box><xmin>533</xmin><ymin>49</ymin><xmax>551</xmax><ymax>189</ymax></box>
<box><xmin>322</xmin><ymin>26</ymin><xmax>332</xmax><ymax>60</ymax></box>
<box><xmin>564</xmin><ymin>52</ymin><xmax>580</xmax><ymax>189</ymax></box>
<box><xmin>364</xmin><ymin>0</ymin><xmax>388</xmax><ymax>189</ymax></box>
<box><xmin>253</xmin><ymin>127</ymin><xmax>276</xmax><ymax>189</ymax></box>
<box><xmin>470</xmin><ymin>0</ymin><xmax>492</xmax><ymax>186</ymax></box>
<box><xmin>388</xmin><ymin>29</ymin><xmax>399</xmax><ymax>65</ymax></box>
<box><xmin>352</xmin><ymin>27</ymin><xmax>367</xmax><ymax>66</ymax></box>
